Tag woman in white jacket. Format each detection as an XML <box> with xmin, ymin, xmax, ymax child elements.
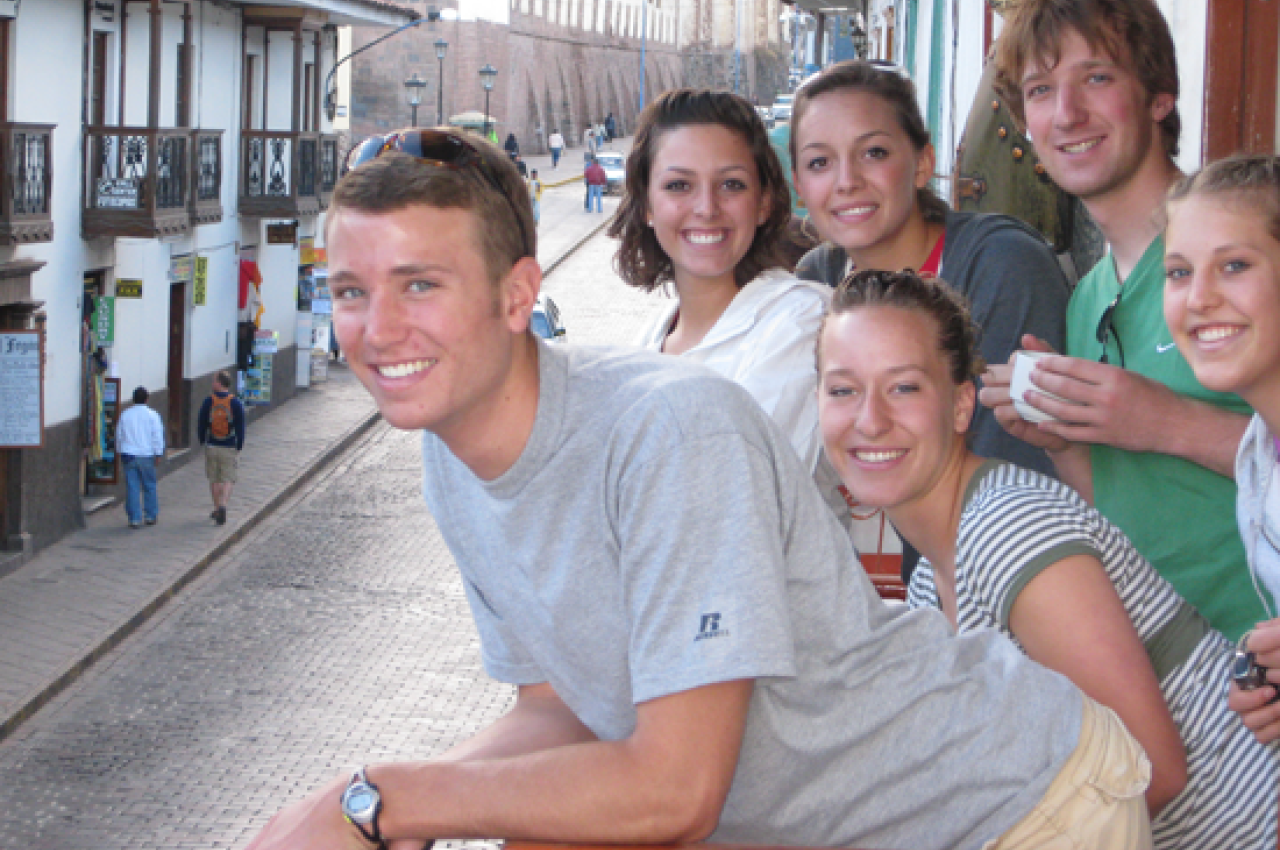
<box><xmin>609</xmin><ymin>89</ymin><xmax>846</xmax><ymax>523</ymax></box>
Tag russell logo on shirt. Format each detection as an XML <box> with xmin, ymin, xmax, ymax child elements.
<box><xmin>695</xmin><ymin>613</ymin><xmax>730</xmax><ymax>642</ymax></box>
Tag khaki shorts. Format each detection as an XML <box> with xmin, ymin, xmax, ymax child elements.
<box><xmin>205</xmin><ymin>445</ymin><xmax>239</xmax><ymax>484</ymax></box>
<box><xmin>985</xmin><ymin>695</ymin><xmax>1153</xmax><ymax>850</ymax></box>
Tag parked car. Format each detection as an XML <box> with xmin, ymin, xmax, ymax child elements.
<box><xmin>595</xmin><ymin>151</ymin><xmax>626</xmax><ymax>195</ymax></box>
<box><xmin>772</xmin><ymin>94</ymin><xmax>794</xmax><ymax>124</ymax></box>
<box><xmin>531</xmin><ymin>295</ymin><xmax>566</xmax><ymax>343</ymax></box>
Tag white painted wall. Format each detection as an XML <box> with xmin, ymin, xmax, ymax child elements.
<box><xmin>111</xmin><ymin>239</ymin><xmax>174</xmax><ymax>392</ymax></box>
<box><xmin>190</xmin><ymin>1</ymin><xmax>246</xmax><ymax>380</ymax></box>
<box><xmin>6</xmin><ymin>0</ymin><xmax>106</xmax><ymax>424</ymax></box>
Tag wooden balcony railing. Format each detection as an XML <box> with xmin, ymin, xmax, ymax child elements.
<box><xmin>191</xmin><ymin>129</ymin><xmax>224</xmax><ymax>226</ymax></box>
<box><xmin>83</xmin><ymin>126</ymin><xmax>191</xmax><ymax>239</ymax></box>
<box><xmin>0</xmin><ymin>123</ymin><xmax>55</xmax><ymax>245</ymax></box>
<box><xmin>319</xmin><ymin>134</ymin><xmax>339</xmax><ymax>210</ymax></box>
<box><xmin>241</xmin><ymin>130</ymin><xmax>339</xmax><ymax>219</ymax></box>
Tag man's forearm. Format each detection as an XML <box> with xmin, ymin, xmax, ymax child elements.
<box><xmin>1049</xmin><ymin>442</ymin><xmax>1094</xmax><ymax>504</ymax></box>
<box><xmin>377</xmin><ymin>681</ymin><xmax>751</xmax><ymax>845</ymax></box>
<box><xmin>378</xmin><ymin>738</ymin><xmax>716</xmax><ymax>844</ymax></box>
<box><xmin>1155</xmin><ymin>398</ymin><xmax>1248</xmax><ymax>479</ymax></box>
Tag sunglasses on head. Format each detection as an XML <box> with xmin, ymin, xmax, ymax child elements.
<box><xmin>344</xmin><ymin>129</ymin><xmax>533</xmax><ymax>259</ymax></box>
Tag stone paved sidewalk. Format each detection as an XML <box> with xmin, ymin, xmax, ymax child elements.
<box><xmin>0</xmin><ymin>365</ymin><xmax>380</xmax><ymax>741</ymax></box>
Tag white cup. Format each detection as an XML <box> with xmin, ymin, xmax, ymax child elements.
<box><xmin>1010</xmin><ymin>350</ymin><xmax>1068</xmax><ymax>423</ymax></box>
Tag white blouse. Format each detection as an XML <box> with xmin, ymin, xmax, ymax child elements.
<box><xmin>636</xmin><ymin>268</ymin><xmax>830</xmax><ymax>473</ymax></box>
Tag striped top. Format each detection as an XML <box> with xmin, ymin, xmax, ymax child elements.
<box><xmin>907</xmin><ymin>460</ymin><xmax>1280</xmax><ymax>850</ymax></box>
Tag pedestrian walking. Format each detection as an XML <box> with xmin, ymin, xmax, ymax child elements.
<box><xmin>116</xmin><ymin>386</ymin><xmax>164</xmax><ymax>529</ymax></box>
<box><xmin>514</xmin><ymin>154</ymin><xmax>528</xmax><ymax>178</ymax></box>
<box><xmin>584</xmin><ymin>155</ymin><xmax>606</xmax><ymax>213</ymax></box>
<box><xmin>605</xmin><ymin>112</ymin><xmax>617</xmax><ymax>141</ymax></box>
<box><xmin>548</xmin><ymin>129</ymin><xmax>564</xmax><ymax>168</ymax></box>
<box><xmin>197</xmin><ymin>369</ymin><xmax>246</xmax><ymax>526</ymax></box>
<box><xmin>503</xmin><ymin>132</ymin><xmax>520</xmax><ymax>163</ymax></box>
<box><xmin>528</xmin><ymin>168</ymin><xmax>543</xmax><ymax>225</ymax></box>
<box><xmin>582</xmin><ymin>124</ymin><xmax>597</xmax><ymax>160</ymax></box>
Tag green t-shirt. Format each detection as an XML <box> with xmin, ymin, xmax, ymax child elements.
<box><xmin>1066</xmin><ymin>235</ymin><xmax>1264</xmax><ymax>641</ymax></box>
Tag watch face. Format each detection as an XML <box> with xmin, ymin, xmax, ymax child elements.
<box><xmin>344</xmin><ymin>786</ymin><xmax>377</xmax><ymax>820</ymax></box>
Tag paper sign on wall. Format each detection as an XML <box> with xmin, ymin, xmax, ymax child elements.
<box><xmin>0</xmin><ymin>331</ymin><xmax>44</xmax><ymax>448</ymax></box>
<box><xmin>94</xmin><ymin>296</ymin><xmax>115</xmax><ymax>345</ymax></box>
<box><xmin>193</xmin><ymin>257</ymin><xmax>208</xmax><ymax>306</ymax></box>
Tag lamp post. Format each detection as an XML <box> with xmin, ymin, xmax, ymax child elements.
<box><xmin>323</xmin><ymin>5</ymin><xmax>458</xmax><ymax>124</ymax></box>
<box><xmin>435</xmin><ymin>37</ymin><xmax>448</xmax><ymax>126</ymax></box>
<box><xmin>638</xmin><ymin>0</ymin><xmax>647</xmax><ymax>113</ymax></box>
<box><xmin>851</xmin><ymin>22</ymin><xmax>868</xmax><ymax>60</ymax></box>
<box><xmin>404</xmin><ymin>72</ymin><xmax>427</xmax><ymax>127</ymax></box>
<box><xmin>479</xmin><ymin>63</ymin><xmax>497</xmax><ymax>140</ymax></box>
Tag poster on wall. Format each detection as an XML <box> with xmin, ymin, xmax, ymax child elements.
<box><xmin>0</xmin><ymin>331</ymin><xmax>44</xmax><ymax>448</ymax></box>
<box><xmin>94</xmin><ymin>296</ymin><xmax>115</xmax><ymax>346</ymax></box>
<box><xmin>252</xmin><ymin>329</ymin><xmax>279</xmax><ymax>355</ymax></box>
<box><xmin>170</xmin><ymin>253</ymin><xmax>194</xmax><ymax>284</ymax></box>
<box><xmin>193</xmin><ymin>257</ymin><xmax>208</xmax><ymax>306</ymax></box>
<box><xmin>243</xmin><ymin>355</ymin><xmax>274</xmax><ymax>406</ymax></box>
<box><xmin>85</xmin><ymin>377</ymin><xmax>120</xmax><ymax>485</ymax></box>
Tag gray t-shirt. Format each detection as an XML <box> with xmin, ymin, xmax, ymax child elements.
<box><xmin>421</xmin><ymin>342</ymin><xmax>1082</xmax><ymax>850</ymax></box>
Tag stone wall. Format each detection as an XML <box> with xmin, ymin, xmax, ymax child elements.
<box><xmin>348</xmin><ymin>1</ymin><xmax>785</xmax><ymax>156</ymax></box>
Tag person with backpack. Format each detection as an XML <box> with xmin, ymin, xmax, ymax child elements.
<box><xmin>197</xmin><ymin>370</ymin><xmax>246</xmax><ymax>526</ymax></box>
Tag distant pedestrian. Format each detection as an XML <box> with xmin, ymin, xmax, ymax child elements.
<box><xmin>585</xmin><ymin>156</ymin><xmax>606</xmax><ymax>213</ymax></box>
<box><xmin>596</xmin><ymin>121</ymin><xmax>608</xmax><ymax>147</ymax></box>
<box><xmin>116</xmin><ymin>386</ymin><xmax>164</xmax><ymax>529</ymax></box>
<box><xmin>582</xmin><ymin>125</ymin><xmax>597</xmax><ymax>159</ymax></box>
<box><xmin>503</xmin><ymin>132</ymin><xmax>520</xmax><ymax>162</ymax></box>
<box><xmin>514</xmin><ymin>154</ymin><xmax>528</xmax><ymax>178</ymax></box>
<box><xmin>605</xmin><ymin>112</ymin><xmax>617</xmax><ymax>141</ymax></box>
<box><xmin>528</xmin><ymin>168</ymin><xmax>543</xmax><ymax>225</ymax></box>
<box><xmin>197</xmin><ymin>370</ymin><xmax>246</xmax><ymax>527</ymax></box>
<box><xmin>548</xmin><ymin>129</ymin><xmax>565</xmax><ymax>168</ymax></box>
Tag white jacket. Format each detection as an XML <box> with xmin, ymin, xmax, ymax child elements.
<box><xmin>1236</xmin><ymin>412</ymin><xmax>1280</xmax><ymax>618</ymax></box>
<box><xmin>636</xmin><ymin>269</ymin><xmax>829</xmax><ymax>473</ymax></box>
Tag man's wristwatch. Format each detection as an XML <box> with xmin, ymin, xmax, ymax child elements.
<box><xmin>340</xmin><ymin>767</ymin><xmax>386</xmax><ymax>848</ymax></box>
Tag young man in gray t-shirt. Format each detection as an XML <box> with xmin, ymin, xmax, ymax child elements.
<box><xmin>244</xmin><ymin>132</ymin><xmax>1153</xmax><ymax>850</ymax></box>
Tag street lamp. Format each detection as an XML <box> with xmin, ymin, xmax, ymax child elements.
<box><xmin>404</xmin><ymin>72</ymin><xmax>427</xmax><ymax>127</ymax></box>
<box><xmin>435</xmin><ymin>37</ymin><xmax>448</xmax><ymax>126</ymax></box>
<box><xmin>323</xmin><ymin>5</ymin><xmax>458</xmax><ymax>123</ymax></box>
<box><xmin>479</xmin><ymin>63</ymin><xmax>497</xmax><ymax>139</ymax></box>
<box><xmin>851</xmin><ymin>22</ymin><xmax>868</xmax><ymax>60</ymax></box>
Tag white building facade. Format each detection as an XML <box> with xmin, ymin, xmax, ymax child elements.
<box><xmin>0</xmin><ymin>0</ymin><xmax>414</xmax><ymax>567</ymax></box>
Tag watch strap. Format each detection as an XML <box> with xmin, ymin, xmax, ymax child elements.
<box><xmin>342</xmin><ymin>767</ymin><xmax>386</xmax><ymax>849</ymax></box>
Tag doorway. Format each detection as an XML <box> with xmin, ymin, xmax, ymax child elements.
<box><xmin>1204</xmin><ymin>0</ymin><xmax>1279</xmax><ymax>159</ymax></box>
<box><xmin>167</xmin><ymin>280</ymin><xmax>187</xmax><ymax>449</ymax></box>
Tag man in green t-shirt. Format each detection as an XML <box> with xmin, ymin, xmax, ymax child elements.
<box><xmin>981</xmin><ymin>0</ymin><xmax>1265</xmax><ymax>642</ymax></box>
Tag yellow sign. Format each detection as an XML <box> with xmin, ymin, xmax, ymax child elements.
<box><xmin>193</xmin><ymin>257</ymin><xmax>208</xmax><ymax>306</ymax></box>
<box><xmin>116</xmin><ymin>279</ymin><xmax>143</xmax><ymax>298</ymax></box>
<box><xmin>300</xmin><ymin>237</ymin><xmax>316</xmax><ymax>266</ymax></box>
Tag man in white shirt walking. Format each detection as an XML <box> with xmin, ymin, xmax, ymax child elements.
<box><xmin>116</xmin><ymin>385</ymin><xmax>165</xmax><ymax>528</ymax></box>
<box><xmin>548</xmin><ymin>129</ymin><xmax>564</xmax><ymax>169</ymax></box>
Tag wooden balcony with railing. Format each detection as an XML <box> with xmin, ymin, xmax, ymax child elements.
<box><xmin>240</xmin><ymin>130</ymin><xmax>339</xmax><ymax>219</ymax></box>
<box><xmin>0</xmin><ymin>123</ymin><xmax>55</xmax><ymax>245</ymax></box>
<box><xmin>191</xmin><ymin>129</ymin><xmax>224</xmax><ymax>226</ymax></box>
<box><xmin>83</xmin><ymin>126</ymin><xmax>192</xmax><ymax>239</ymax></box>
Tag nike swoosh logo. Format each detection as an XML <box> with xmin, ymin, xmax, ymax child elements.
<box><xmin>1157</xmin><ymin>342</ymin><xmax>1177</xmax><ymax>353</ymax></box>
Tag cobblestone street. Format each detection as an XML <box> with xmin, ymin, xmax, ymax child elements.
<box><xmin>0</xmin><ymin>220</ymin><xmax>670</xmax><ymax>849</ymax></box>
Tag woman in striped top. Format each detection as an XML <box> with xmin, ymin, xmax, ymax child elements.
<box><xmin>816</xmin><ymin>268</ymin><xmax>1280</xmax><ymax>849</ymax></box>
